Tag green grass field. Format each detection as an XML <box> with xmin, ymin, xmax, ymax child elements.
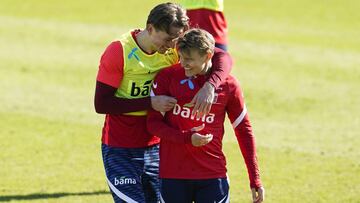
<box><xmin>1</xmin><ymin>0</ymin><xmax>359</xmax><ymax>202</ymax></box>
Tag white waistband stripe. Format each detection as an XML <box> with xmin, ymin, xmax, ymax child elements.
<box><xmin>160</xmin><ymin>193</ymin><xmax>165</xmax><ymax>203</ymax></box>
<box><xmin>106</xmin><ymin>177</ymin><xmax>138</xmax><ymax>203</ymax></box>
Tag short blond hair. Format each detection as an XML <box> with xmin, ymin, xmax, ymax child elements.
<box><xmin>176</xmin><ymin>28</ymin><xmax>215</xmax><ymax>56</ymax></box>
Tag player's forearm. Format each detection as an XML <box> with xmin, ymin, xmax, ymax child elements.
<box><xmin>147</xmin><ymin>110</ymin><xmax>192</xmax><ymax>144</ymax></box>
<box><xmin>238</xmin><ymin>136</ymin><xmax>262</xmax><ymax>188</ymax></box>
<box><xmin>235</xmin><ymin>121</ymin><xmax>262</xmax><ymax>189</ymax></box>
<box><xmin>94</xmin><ymin>81</ymin><xmax>151</xmax><ymax>114</ymax></box>
<box><xmin>207</xmin><ymin>50</ymin><xmax>232</xmax><ymax>88</ymax></box>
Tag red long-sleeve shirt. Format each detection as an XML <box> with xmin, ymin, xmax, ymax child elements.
<box><xmin>95</xmin><ymin>30</ymin><xmax>232</xmax><ymax>147</ymax></box>
<box><xmin>147</xmin><ymin>64</ymin><xmax>262</xmax><ymax>189</ymax></box>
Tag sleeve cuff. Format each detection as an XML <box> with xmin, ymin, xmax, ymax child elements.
<box><xmin>250</xmin><ymin>179</ymin><xmax>262</xmax><ymax>189</ymax></box>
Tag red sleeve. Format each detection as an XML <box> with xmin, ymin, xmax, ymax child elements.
<box><xmin>147</xmin><ymin>66</ymin><xmax>193</xmax><ymax>144</ymax></box>
<box><xmin>96</xmin><ymin>41</ymin><xmax>124</xmax><ymax>88</ymax></box>
<box><xmin>226</xmin><ymin>77</ymin><xmax>262</xmax><ymax>189</ymax></box>
<box><xmin>94</xmin><ymin>41</ymin><xmax>151</xmax><ymax>114</ymax></box>
<box><xmin>208</xmin><ymin>48</ymin><xmax>232</xmax><ymax>88</ymax></box>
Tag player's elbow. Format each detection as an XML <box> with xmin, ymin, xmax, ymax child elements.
<box><xmin>94</xmin><ymin>106</ymin><xmax>104</xmax><ymax>114</ymax></box>
<box><xmin>94</xmin><ymin>98</ymin><xmax>106</xmax><ymax>114</ymax></box>
<box><xmin>94</xmin><ymin>105</ymin><xmax>103</xmax><ymax>114</ymax></box>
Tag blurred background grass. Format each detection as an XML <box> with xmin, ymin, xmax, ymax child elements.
<box><xmin>0</xmin><ymin>0</ymin><xmax>359</xmax><ymax>202</ymax></box>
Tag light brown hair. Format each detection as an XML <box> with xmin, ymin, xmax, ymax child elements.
<box><xmin>176</xmin><ymin>28</ymin><xmax>215</xmax><ymax>56</ymax></box>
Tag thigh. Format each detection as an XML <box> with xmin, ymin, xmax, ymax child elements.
<box><xmin>102</xmin><ymin>144</ymin><xmax>145</xmax><ymax>203</ymax></box>
<box><xmin>142</xmin><ymin>144</ymin><xmax>160</xmax><ymax>203</ymax></box>
<box><xmin>195</xmin><ymin>178</ymin><xmax>229</xmax><ymax>203</ymax></box>
<box><xmin>160</xmin><ymin>179</ymin><xmax>193</xmax><ymax>203</ymax></box>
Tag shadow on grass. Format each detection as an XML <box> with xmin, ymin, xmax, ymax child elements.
<box><xmin>0</xmin><ymin>190</ymin><xmax>109</xmax><ymax>202</ymax></box>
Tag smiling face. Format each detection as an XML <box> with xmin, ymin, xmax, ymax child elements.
<box><xmin>176</xmin><ymin>28</ymin><xmax>215</xmax><ymax>77</ymax></box>
<box><xmin>145</xmin><ymin>3</ymin><xmax>188</xmax><ymax>54</ymax></box>
<box><xmin>179</xmin><ymin>49</ymin><xmax>211</xmax><ymax>77</ymax></box>
<box><xmin>148</xmin><ymin>25</ymin><xmax>184</xmax><ymax>54</ymax></box>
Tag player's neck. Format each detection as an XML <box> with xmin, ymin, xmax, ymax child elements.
<box><xmin>135</xmin><ymin>30</ymin><xmax>155</xmax><ymax>54</ymax></box>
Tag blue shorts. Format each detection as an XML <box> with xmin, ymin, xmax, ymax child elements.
<box><xmin>102</xmin><ymin>144</ymin><xmax>160</xmax><ymax>203</ymax></box>
<box><xmin>160</xmin><ymin>178</ymin><xmax>229</xmax><ymax>203</ymax></box>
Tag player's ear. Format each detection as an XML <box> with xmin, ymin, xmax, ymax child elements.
<box><xmin>206</xmin><ymin>51</ymin><xmax>214</xmax><ymax>61</ymax></box>
<box><xmin>146</xmin><ymin>24</ymin><xmax>154</xmax><ymax>34</ymax></box>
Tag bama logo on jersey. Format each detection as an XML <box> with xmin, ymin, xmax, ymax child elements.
<box><xmin>172</xmin><ymin>103</ymin><xmax>215</xmax><ymax>123</ymax></box>
<box><xmin>114</xmin><ymin>176</ymin><xmax>137</xmax><ymax>185</ymax></box>
<box><xmin>129</xmin><ymin>80</ymin><xmax>152</xmax><ymax>97</ymax></box>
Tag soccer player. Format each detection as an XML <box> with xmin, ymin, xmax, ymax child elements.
<box><xmin>94</xmin><ymin>3</ymin><xmax>232</xmax><ymax>203</ymax></box>
<box><xmin>180</xmin><ymin>0</ymin><xmax>228</xmax><ymax>51</ymax></box>
<box><xmin>147</xmin><ymin>28</ymin><xmax>265</xmax><ymax>203</ymax></box>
